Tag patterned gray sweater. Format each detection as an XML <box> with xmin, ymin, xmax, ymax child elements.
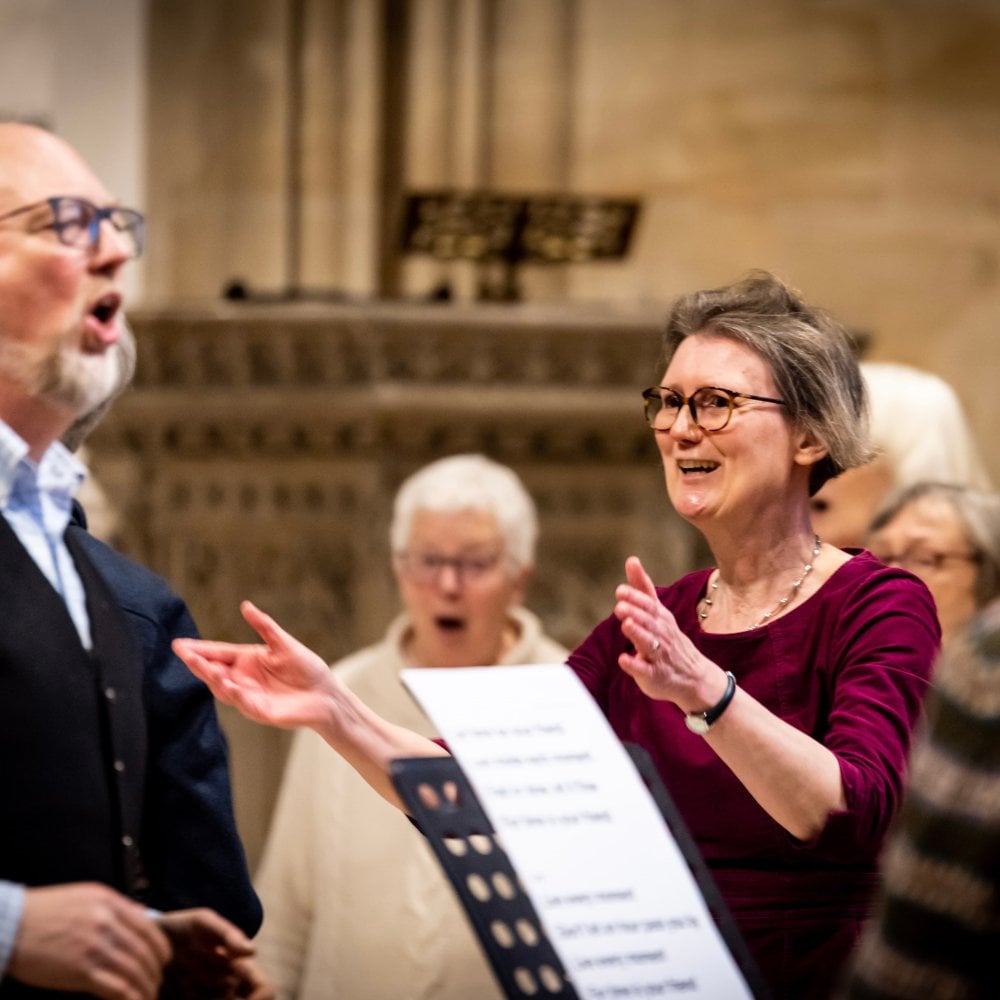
<box><xmin>842</xmin><ymin>599</ymin><xmax>1000</xmax><ymax>999</ymax></box>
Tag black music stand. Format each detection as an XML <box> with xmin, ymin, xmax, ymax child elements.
<box><xmin>390</xmin><ymin>744</ymin><xmax>771</xmax><ymax>1000</ymax></box>
<box><xmin>401</xmin><ymin>190</ymin><xmax>641</xmax><ymax>302</ymax></box>
<box><xmin>391</xmin><ymin>754</ymin><xmax>581</xmax><ymax>999</ymax></box>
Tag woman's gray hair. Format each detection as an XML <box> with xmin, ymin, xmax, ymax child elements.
<box><xmin>861</xmin><ymin>361</ymin><xmax>992</xmax><ymax>493</ymax></box>
<box><xmin>869</xmin><ymin>482</ymin><xmax>1000</xmax><ymax>609</ymax></box>
<box><xmin>661</xmin><ymin>271</ymin><xmax>872</xmax><ymax>495</ymax></box>
<box><xmin>390</xmin><ymin>454</ymin><xmax>538</xmax><ymax>572</ymax></box>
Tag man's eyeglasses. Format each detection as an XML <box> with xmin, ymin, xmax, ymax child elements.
<box><xmin>395</xmin><ymin>551</ymin><xmax>504</xmax><ymax>586</ymax></box>
<box><xmin>871</xmin><ymin>548</ymin><xmax>979</xmax><ymax>575</ymax></box>
<box><xmin>0</xmin><ymin>195</ymin><xmax>144</xmax><ymax>260</ymax></box>
<box><xmin>641</xmin><ymin>385</ymin><xmax>787</xmax><ymax>432</ymax></box>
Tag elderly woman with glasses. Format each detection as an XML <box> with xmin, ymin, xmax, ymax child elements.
<box><xmin>866</xmin><ymin>481</ymin><xmax>1000</xmax><ymax>643</ymax></box>
<box><xmin>252</xmin><ymin>454</ymin><xmax>566</xmax><ymax>1000</ymax></box>
<box><xmin>173</xmin><ymin>273</ymin><xmax>939</xmax><ymax>999</ymax></box>
<box><xmin>836</xmin><ymin>489</ymin><xmax>1000</xmax><ymax>999</ymax></box>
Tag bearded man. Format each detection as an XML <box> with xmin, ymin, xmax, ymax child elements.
<box><xmin>0</xmin><ymin>123</ymin><xmax>265</xmax><ymax>999</ymax></box>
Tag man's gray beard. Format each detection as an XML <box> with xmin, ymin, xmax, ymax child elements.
<box><xmin>0</xmin><ymin>337</ymin><xmax>119</xmax><ymax>418</ymax></box>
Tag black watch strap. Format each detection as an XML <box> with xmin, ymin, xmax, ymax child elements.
<box><xmin>684</xmin><ymin>671</ymin><xmax>737</xmax><ymax>735</ymax></box>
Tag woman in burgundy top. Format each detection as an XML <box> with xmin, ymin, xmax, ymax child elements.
<box><xmin>572</xmin><ymin>273</ymin><xmax>939</xmax><ymax>995</ymax></box>
<box><xmin>175</xmin><ymin>272</ymin><xmax>939</xmax><ymax>999</ymax></box>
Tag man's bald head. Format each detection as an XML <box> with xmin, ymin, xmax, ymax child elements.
<box><xmin>0</xmin><ymin>123</ymin><xmax>111</xmax><ymax>213</ymax></box>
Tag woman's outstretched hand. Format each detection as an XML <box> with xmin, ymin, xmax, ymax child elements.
<box><xmin>615</xmin><ymin>556</ymin><xmax>724</xmax><ymax>713</ymax></box>
<box><xmin>172</xmin><ymin>601</ymin><xmax>334</xmax><ymax>730</ymax></box>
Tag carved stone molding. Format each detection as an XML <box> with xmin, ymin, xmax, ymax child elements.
<box><xmin>91</xmin><ymin>301</ymin><xmax>696</xmax><ymax>650</ymax></box>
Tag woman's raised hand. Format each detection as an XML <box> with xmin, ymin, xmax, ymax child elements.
<box><xmin>615</xmin><ymin>556</ymin><xmax>720</xmax><ymax>711</ymax></box>
<box><xmin>172</xmin><ymin>601</ymin><xmax>335</xmax><ymax>731</ymax></box>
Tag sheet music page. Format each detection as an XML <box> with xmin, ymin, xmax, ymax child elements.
<box><xmin>402</xmin><ymin>663</ymin><xmax>754</xmax><ymax>1000</ymax></box>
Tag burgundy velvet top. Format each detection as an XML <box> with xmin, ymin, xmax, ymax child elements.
<box><xmin>567</xmin><ymin>551</ymin><xmax>940</xmax><ymax>998</ymax></box>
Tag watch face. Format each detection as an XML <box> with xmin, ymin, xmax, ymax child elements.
<box><xmin>684</xmin><ymin>713</ymin><xmax>710</xmax><ymax>735</ymax></box>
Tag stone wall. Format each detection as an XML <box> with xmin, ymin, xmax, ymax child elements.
<box><xmin>143</xmin><ymin>0</ymin><xmax>1000</xmax><ymax>483</ymax></box>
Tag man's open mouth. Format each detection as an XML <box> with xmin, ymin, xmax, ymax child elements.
<box><xmin>90</xmin><ymin>292</ymin><xmax>121</xmax><ymax>325</ymax></box>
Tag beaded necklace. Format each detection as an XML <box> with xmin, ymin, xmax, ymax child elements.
<box><xmin>699</xmin><ymin>535</ymin><xmax>822</xmax><ymax>630</ymax></box>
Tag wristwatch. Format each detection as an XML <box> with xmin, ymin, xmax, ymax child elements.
<box><xmin>684</xmin><ymin>671</ymin><xmax>737</xmax><ymax>735</ymax></box>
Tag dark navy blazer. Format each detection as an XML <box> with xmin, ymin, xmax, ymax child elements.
<box><xmin>68</xmin><ymin>504</ymin><xmax>262</xmax><ymax>935</ymax></box>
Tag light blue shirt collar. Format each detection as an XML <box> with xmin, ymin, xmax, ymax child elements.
<box><xmin>0</xmin><ymin>419</ymin><xmax>91</xmax><ymax>648</ymax></box>
<box><xmin>0</xmin><ymin>421</ymin><xmax>86</xmax><ymax>514</ymax></box>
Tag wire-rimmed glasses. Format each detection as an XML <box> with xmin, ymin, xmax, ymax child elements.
<box><xmin>394</xmin><ymin>551</ymin><xmax>505</xmax><ymax>586</ymax></box>
<box><xmin>0</xmin><ymin>195</ymin><xmax>145</xmax><ymax>259</ymax></box>
<box><xmin>869</xmin><ymin>547</ymin><xmax>980</xmax><ymax>575</ymax></box>
<box><xmin>641</xmin><ymin>385</ymin><xmax>787</xmax><ymax>432</ymax></box>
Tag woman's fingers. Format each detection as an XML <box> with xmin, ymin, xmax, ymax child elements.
<box><xmin>618</xmin><ymin>649</ymin><xmax>657</xmax><ymax>692</ymax></box>
<box><xmin>240</xmin><ymin>601</ymin><xmax>283</xmax><ymax>644</ymax></box>
<box><xmin>614</xmin><ymin>557</ymin><xmax>685</xmax><ymax>668</ymax></box>
<box><xmin>241</xmin><ymin>601</ymin><xmax>308</xmax><ymax>660</ymax></box>
<box><xmin>170</xmin><ymin>642</ymin><xmax>251</xmax><ymax>709</ymax></box>
<box><xmin>171</xmin><ymin>641</ymin><xmax>217</xmax><ymax>685</ymax></box>
<box><xmin>616</xmin><ymin>559</ymin><xmax>662</xmax><ymax>622</ymax></box>
<box><xmin>172</xmin><ymin>638</ymin><xmax>245</xmax><ymax>666</ymax></box>
<box><xmin>618</xmin><ymin>615</ymin><xmax>662</xmax><ymax>663</ymax></box>
<box><xmin>624</xmin><ymin>555</ymin><xmax>658</xmax><ymax>598</ymax></box>
<box><xmin>615</xmin><ymin>590</ymin><xmax>667</xmax><ymax>645</ymax></box>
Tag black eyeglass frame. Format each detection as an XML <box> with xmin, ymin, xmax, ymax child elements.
<box><xmin>0</xmin><ymin>195</ymin><xmax>145</xmax><ymax>259</ymax></box>
<box><xmin>641</xmin><ymin>385</ymin><xmax>788</xmax><ymax>432</ymax></box>
<box><xmin>870</xmin><ymin>548</ymin><xmax>981</xmax><ymax>574</ymax></box>
<box><xmin>393</xmin><ymin>550</ymin><xmax>506</xmax><ymax>585</ymax></box>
